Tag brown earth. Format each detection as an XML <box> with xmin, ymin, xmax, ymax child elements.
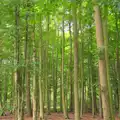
<box><xmin>0</xmin><ymin>113</ymin><xmax>119</xmax><ymax>120</ymax></box>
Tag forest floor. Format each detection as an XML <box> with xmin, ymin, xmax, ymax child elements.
<box><xmin>0</xmin><ymin>113</ymin><xmax>119</xmax><ymax>120</ymax></box>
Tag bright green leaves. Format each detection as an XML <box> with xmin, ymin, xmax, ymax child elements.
<box><xmin>43</xmin><ymin>29</ymin><xmax>56</xmax><ymax>45</ymax></box>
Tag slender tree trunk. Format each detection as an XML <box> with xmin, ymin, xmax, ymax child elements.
<box><xmin>35</xmin><ymin>35</ymin><xmax>40</xmax><ymax>113</ymax></box>
<box><xmin>43</xmin><ymin>48</ymin><xmax>46</xmax><ymax>110</ymax></box>
<box><xmin>78</xmin><ymin>2</ymin><xmax>84</xmax><ymax>116</ymax></box>
<box><xmin>25</xmin><ymin>10</ymin><xmax>32</xmax><ymax>116</ymax></box>
<box><xmin>46</xmin><ymin>14</ymin><xmax>50</xmax><ymax>115</ymax></box>
<box><xmin>4</xmin><ymin>75</ymin><xmax>7</xmax><ymax>104</ymax></box>
<box><xmin>68</xmin><ymin>21</ymin><xmax>74</xmax><ymax>112</ymax></box>
<box><xmin>103</xmin><ymin>5</ymin><xmax>114</xmax><ymax>120</ymax></box>
<box><xmin>11</xmin><ymin>72</ymin><xmax>14</xmax><ymax>106</ymax></box>
<box><xmin>88</xmin><ymin>53</ymin><xmax>95</xmax><ymax>117</ymax></box>
<box><xmin>15</xmin><ymin>5</ymin><xmax>24</xmax><ymax>120</ymax></box>
<box><xmin>88</xmin><ymin>28</ymin><xmax>95</xmax><ymax>117</ymax></box>
<box><xmin>60</xmin><ymin>38</ymin><xmax>62</xmax><ymax>112</ymax></box>
<box><xmin>53</xmin><ymin>48</ymin><xmax>58</xmax><ymax>112</ymax></box>
<box><xmin>93</xmin><ymin>86</ymin><xmax>97</xmax><ymax>113</ymax></box>
<box><xmin>66</xmin><ymin>61</ymin><xmax>69</xmax><ymax>111</ymax></box>
<box><xmin>39</xmin><ymin>15</ymin><xmax>44</xmax><ymax>120</ymax></box>
<box><xmin>15</xmin><ymin>6</ymin><xmax>19</xmax><ymax>120</ymax></box>
<box><xmin>53</xmin><ymin>20</ymin><xmax>58</xmax><ymax>112</ymax></box>
<box><xmin>32</xmin><ymin>12</ymin><xmax>37</xmax><ymax>120</ymax></box>
<box><xmin>80</xmin><ymin>41</ymin><xmax>84</xmax><ymax>117</ymax></box>
<box><xmin>14</xmin><ymin>45</ymin><xmax>17</xmax><ymax>120</ymax></box>
<box><xmin>52</xmin><ymin>47</ymin><xmax>55</xmax><ymax>111</ymax></box>
<box><xmin>72</xmin><ymin>1</ymin><xmax>80</xmax><ymax>120</ymax></box>
<box><xmin>115</xmin><ymin>12</ymin><xmax>120</xmax><ymax>117</ymax></box>
<box><xmin>98</xmin><ymin>74</ymin><xmax>103</xmax><ymax>118</ymax></box>
<box><xmin>93</xmin><ymin>1</ymin><xmax>111</xmax><ymax>120</ymax></box>
<box><xmin>61</xmin><ymin>18</ymin><xmax>69</xmax><ymax>119</ymax></box>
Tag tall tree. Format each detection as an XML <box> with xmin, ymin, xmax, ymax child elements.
<box><xmin>32</xmin><ymin>11</ymin><xmax>37</xmax><ymax>120</ymax></box>
<box><xmin>46</xmin><ymin>14</ymin><xmax>50</xmax><ymax>115</ymax></box>
<box><xmin>93</xmin><ymin>1</ymin><xmax>111</xmax><ymax>119</ymax></box>
<box><xmin>72</xmin><ymin>0</ymin><xmax>80</xmax><ymax>120</ymax></box>
<box><xmin>114</xmin><ymin>11</ymin><xmax>120</xmax><ymax>117</ymax></box>
<box><xmin>69</xmin><ymin>21</ymin><xmax>74</xmax><ymax>112</ymax></box>
<box><xmin>39</xmin><ymin>15</ymin><xmax>44</xmax><ymax>120</ymax></box>
<box><xmin>103</xmin><ymin>4</ymin><xmax>115</xmax><ymax>120</ymax></box>
<box><xmin>15</xmin><ymin>4</ymin><xmax>24</xmax><ymax>120</ymax></box>
<box><xmin>61</xmin><ymin>18</ymin><xmax>69</xmax><ymax>119</ymax></box>
<box><xmin>24</xmin><ymin>7</ymin><xmax>32</xmax><ymax>116</ymax></box>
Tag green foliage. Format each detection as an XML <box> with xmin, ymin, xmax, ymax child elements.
<box><xmin>0</xmin><ymin>0</ymin><xmax>120</xmax><ymax>117</ymax></box>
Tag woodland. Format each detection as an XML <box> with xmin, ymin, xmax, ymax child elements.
<box><xmin>0</xmin><ymin>0</ymin><xmax>120</xmax><ymax>120</ymax></box>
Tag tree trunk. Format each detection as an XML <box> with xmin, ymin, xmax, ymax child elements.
<box><xmin>39</xmin><ymin>15</ymin><xmax>44</xmax><ymax>120</ymax></box>
<box><xmin>80</xmin><ymin>41</ymin><xmax>84</xmax><ymax>117</ymax></box>
<box><xmin>61</xmin><ymin>18</ymin><xmax>69</xmax><ymax>119</ymax></box>
<box><xmin>115</xmin><ymin>12</ymin><xmax>120</xmax><ymax>117</ymax></box>
<box><xmin>32</xmin><ymin>12</ymin><xmax>37</xmax><ymax>120</ymax></box>
<box><xmin>54</xmin><ymin>48</ymin><xmax>58</xmax><ymax>112</ymax></box>
<box><xmin>25</xmin><ymin>11</ymin><xmax>32</xmax><ymax>116</ymax></box>
<box><xmin>68</xmin><ymin>21</ymin><xmax>74</xmax><ymax>112</ymax></box>
<box><xmin>46</xmin><ymin>14</ymin><xmax>50</xmax><ymax>115</ymax></box>
<box><xmin>93</xmin><ymin>2</ymin><xmax>111</xmax><ymax>120</ymax></box>
<box><xmin>4</xmin><ymin>75</ymin><xmax>7</xmax><ymax>105</ymax></box>
<box><xmin>15</xmin><ymin>5</ymin><xmax>24</xmax><ymax>120</ymax></box>
<box><xmin>103</xmin><ymin>5</ymin><xmax>115</xmax><ymax>120</ymax></box>
<box><xmin>72</xmin><ymin>1</ymin><xmax>80</xmax><ymax>120</ymax></box>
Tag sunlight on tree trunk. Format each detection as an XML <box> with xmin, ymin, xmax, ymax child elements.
<box><xmin>72</xmin><ymin>1</ymin><xmax>80</xmax><ymax>120</ymax></box>
<box><xmin>93</xmin><ymin>1</ymin><xmax>111</xmax><ymax>120</ymax></box>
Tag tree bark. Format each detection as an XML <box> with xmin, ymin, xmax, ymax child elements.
<box><xmin>39</xmin><ymin>15</ymin><xmax>44</xmax><ymax>120</ymax></box>
<box><xmin>25</xmin><ymin>11</ymin><xmax>32</xmax><ymax>116</ymax></box>
<box><xmin>32</xmin><ymin>11</ymin><xmax>37</xmax><ymax>120</ymax></box>
<box><xmin>68</xmin><ymin>21</ymin><xmax>74</xmax><ymax>112</ymax></box>
<box><xmin>72</xmin><ymin>1</ymin><xmax>80</xmax><ymax>120</ymax></box>
<box><xmin>103</xmin><ymin>5</ymin><xmax>115</xmax><ymax>120</ymax></box>
<box><xmin>93</xmin><ymin>2</ymin><xmax>111</xmax><ymax>120</ymax></box>
<box><xmin>61</xmin><ymin>18</ymin><xmax>69</xmax><ymax>119</ymax></box>
<box><xmin>15</xmin><ymin>5</ymin><xmax>24</xmax><ymax>120</ymax></box>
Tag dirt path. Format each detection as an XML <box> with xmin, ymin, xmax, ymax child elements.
<box><xmin>0</xmin><ymin>113</ymin><xmax>119</xmax><ymax>120</ymax></box>
<box><xmin>48</xmin><ymin>114</ymin><xmax>63</xmax><ymax>120</ymax></box>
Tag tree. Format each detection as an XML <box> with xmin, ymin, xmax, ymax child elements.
<box><xmin>0</xmin><ymin>0</ymin><xmax>120</xmax><ymax>120</ymax></box>
<box><xmin>103</xmin><ymin>4</ymin><xmax>115</xmax><ymax>120</ymax></box>
<box><xmin>93</xmin><ymin>1</ymin><xmax>111</xmax><ymax>119</ymax></box>
<box><xmin>32</xmin><ymin>11</ymin><xmax>37</xmax><ymax>120</ymax></box>
<box><xmin>72</xmin><ymin>0</ymin><xmax>80</xmax><ymax>120</ymax></box>
<box><xmin>39</xmin><ymin>15</ymin><xmax>44</xmax><ymax>120</ymax></box>
<box><xmin>25</xmin><ymin>7</ymin><xmax>32</xmax><ymax>116</ymax></box>
<box><xmin>15</xmin><ymin>4</ymin><xmax>24</xmax><ymax>120</ymax></box>
<box><xmin>61</xmin><ymin>18</ymin><xmax>69</xmax><ymax>119</ymax></box>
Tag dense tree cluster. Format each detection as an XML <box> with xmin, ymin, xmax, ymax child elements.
<box><xmin>0</xmin><ymin>0</ymin><xmax>120</xmax><ymax>120</ymax></box>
